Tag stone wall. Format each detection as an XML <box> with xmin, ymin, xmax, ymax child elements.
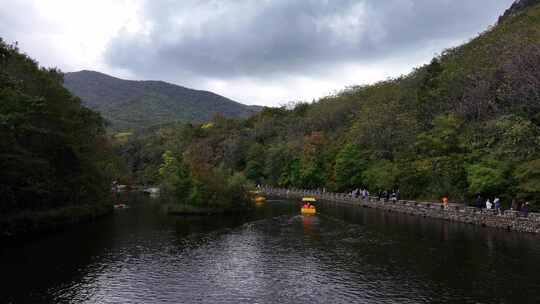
<box><xmin>260</xmin><ymin>187</ymin><xmax>540</xmax><ymax>235</ymax></box>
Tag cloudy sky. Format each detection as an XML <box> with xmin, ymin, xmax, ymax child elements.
<box><xmin>0</xmin><ymin>0</ymin><xmax>514</xmax><ymax>106</ymax></box>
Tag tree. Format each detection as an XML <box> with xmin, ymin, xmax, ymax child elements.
<box><xmin>514</xmin><ymin>159</ymin><xmax>540</xmax><ymax>207</ymax></box>
<box><xmin>362</xmin><ymin>160</ymin><xmax>398</xmax><ymax>191</ymax></box>
<box><xmin>159</xmin><ymin>151</ymin><xmax>192</xmax><ymax>203</ymax></box>
<box><xmin>0</xmin><ymin>39</ymin><xmax>112</xmax><ymax>215</ymax></box>
<box><xmin>466</xmin><ymin>160</ymin><xmax>507</xmax><ymax>196</ymax></box>
<box><xmin>334</xmin><ymin>144</ymin><xmax>367</xmax><ymax>191</ymax></box>
<box><xmin>245</xmin><ymin>143</ymin><xmax>266</xmax><ymax>183</ymax></box>
<box><xmin>264</xmin><ymin>144</ymin><xmax>290</xmax><ymax>185</ymax></box>
<box><xmin>415</xmin><ymin>114</ymin><xmax>465</xmax><ymax>157</ymax></box>
<box><xmin>299</xmin><ymin>132</ymin><xmax>327</xmax><ymax>188</ymax></box>
<box><xmin>412</xmin><ymin>114</ymin><xmax>469</xmax><ymax>198</ymax></box>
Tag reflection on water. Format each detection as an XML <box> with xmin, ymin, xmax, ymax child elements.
<box><xmin>2</xmin><ymin>194</ymin><xmax>540</xmax><ymax>303</ymax></box>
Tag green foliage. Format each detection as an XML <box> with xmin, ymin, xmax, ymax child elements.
<box><xmin>489</xmin><ymin>115</ymin><xmax>540</xmax><ymax>160</ymax></box>
<box><xmin>416</xmin><ymin>114</ymin><xmax>465</xmax><ymax>157</ymax></box>
<box><xmin>514</xmin><ymin>159</ymin><xmax>540</xmax><ymax>205</ymax></box>
<box><xmin>299</xmin><ymin>157</ymin><xmax>326</xmax><ymax>189</ymax></box>
<box><xmin>158</xmin><ymin>148</ymin><xmax>251</xmax><ymax>209</ymax></box>
<box><xmin>159</xmin><ymin>151</ymin><xmax>192</xmax><ymax>203</ymax></box>
<box><xmin>0</xmin><ymin>39</ymin><xmax>113</xmax><ymax>216</ymax></box>
<box><xmin>298</xmin><ymin>132</ymin><xmax>328</xmax><ymax>188</ymax></box>
<box><xmin>412</xmin><ymin>156</ymin><xmax>468</xmax><ymax>199</ymax></box>
<box><xmin>264</xmin><ymin>144</ymin><xmax>290</xmax><ymax>185</ymax></box>
<box><xmin>466</xmin><ymin>160</ymin><xmax>508</xmax><ymax>196</ymax></box>
<box><xmin>334</xmin><ymin>144</ymin><xmax>367</xmax><ymax>191</ymax></box>
<box><xmin>245</xmin><ymin>143</ymin><xmax>266</xmax><ymax>183</ymax></box>
<box><xmin>362</xmin><ymin>160</ymin><xmax>398</xmax><ymax>191</ymax></box>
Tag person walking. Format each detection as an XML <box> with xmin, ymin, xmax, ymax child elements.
<box><xmin>486</xmin><ymin>199</ymin><xmax>492</xmax><ymax>210</ymax></box>
<box><xmin>494</xmin><ymin>197</ymin><xmax>502</xmax><ymax>215</ymax></box>
<box><xmin>476</xmin><ymin>195</ymin><xmax>483</xmax><ymax>209</ymax></box>
<box><xmin>522</xmin><ymin>202</ymin><xmax>530</xmax><ymax>217</ymax></box>
<box><xmin>442</xmin><ymin>196</ymin><xmax>449</xmax><ymax>210</ymax></box>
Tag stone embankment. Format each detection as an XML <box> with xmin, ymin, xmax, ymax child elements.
<box><xmin>261</xmin><ymin>186</ymin><xmax>540</xmax><ymax>235</ymax></box>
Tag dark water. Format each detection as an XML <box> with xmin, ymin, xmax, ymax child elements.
<box><xmin>2</xmin><ymin>195</ymin><xmax>540</xmax><ymax>304</ymax></box>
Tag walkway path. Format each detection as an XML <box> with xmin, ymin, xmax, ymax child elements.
<box><xmin>260</xmin><ymin>186</ymin><xmax>540</xmax><ymax>235</ymax></box>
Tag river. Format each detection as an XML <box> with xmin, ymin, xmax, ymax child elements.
<box><xmin>1</xmin><ymin>194</ymin><xmax>540</xmax><ymax>303</ymax></box>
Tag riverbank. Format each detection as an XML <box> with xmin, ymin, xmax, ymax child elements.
<box><xmin>0</xmin><ymin>203</ymin><xmax>113</xmax><ymax>241</ymax></box>
<box><xmin>261</xmin><ymin>187</ymin><xmax>540</xmax><ymax>235</ymax></box>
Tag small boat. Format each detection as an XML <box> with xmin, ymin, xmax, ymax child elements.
<box><xmin>250</xmin><ymin>190</ymin><xmax>266</xmax><ymax>203</ymax></box>
<box><xmin>143</xmin><ymin>187</ymin><xmax>160</xmax><ymax>195</ymax></box>
<box><xmin>301</xmin><ymin>197</ymin><xmax>317</xmax><ymax>215</ymax></box>
<box><xmin>114</xmin><ymin>203</ymin><xmax>129</xmax><ymax>209</ymax></box>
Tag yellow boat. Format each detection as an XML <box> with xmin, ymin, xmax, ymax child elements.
<box><xmin>301</xmin><ymin>207</ymin><xmax>316</xmax><ymax>214</ymax></box>
<box><xmin>301</xmin><ymin>197</ymin><xmax>317</xmax><ymax>215</ymax></box>
<box><xmin>249</xmin><ymin>190</ymin><xmax>266</xmax><ymax>203</ymax></box>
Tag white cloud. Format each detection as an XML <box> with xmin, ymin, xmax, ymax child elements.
<box><xmin>0</xmin><ymin>0</ymin><xmax>140</xmax><ymax>71</ymax></box>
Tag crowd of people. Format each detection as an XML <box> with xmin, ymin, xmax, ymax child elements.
<box><xmin>348</xmin><ymin>187</ymin><xmax>531</xmax><ymax>217</ymax></box>
<box><xmin>350</xmin><ymin>188</ymin><xmax>401</xmax><ymax>203</ymax></box>
<box><xmin>474</xmin><ymin>195</ymin><xmax>530</xmax><ymax>217</ymax></box>
<box><xmin>351</xmin><ymin>188</ymin><xmax>371</xmax><ymax>200</ymax></box>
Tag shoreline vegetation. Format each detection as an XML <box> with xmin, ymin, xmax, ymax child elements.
<box><xmin>1</xmin><ymin>40</ymin><xmax>120</xmax><ymax>241</ymax></box>
<box><xmin>157</xmin><ymin>149</ymin><xmax>254</xmax><ymax>216</ymax></box>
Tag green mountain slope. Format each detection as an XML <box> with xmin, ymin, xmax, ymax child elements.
<box><xmin>124</xmin><ymin>0</ymin><xmax>540</xmax><ymax>208</ymax></box>
<box><xmin>63</xmin><ymin>70</ymin><xmax>259</xmax><ymax>131</ymax></box>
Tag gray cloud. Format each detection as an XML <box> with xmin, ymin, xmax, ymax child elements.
<box><xmin>105</xmin><ymin>0</ymin><xmax>514</xmax><ymax>80</ymax></box>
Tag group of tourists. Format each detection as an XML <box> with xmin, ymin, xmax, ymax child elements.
<box><xmin>474</xmin><ymin>195</ymin><xmax>530</xmax><ymax>217</ymax></box>
<box><xmin>302</xmin><ymin>202</ymin><xmax>315</xmax><ymax>209</ymax></box>
<box><xmin>351</xmin><ymin>188</ymin><xmax>370</xmax><ymax>200</ymax></box>
<box><xmin>376</xmin><ymin>189</ymin><xmax>400</xmax><ymax>203</ymax></box>
<box><xmin>350</xmin><ymin>188</ymin><xmax>401</xmax><ymax>203</ymax></box>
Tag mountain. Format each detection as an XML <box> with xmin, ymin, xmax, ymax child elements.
<box><xmin>63</xmin><ymin>70</ymin><xmax>260</xmax><ymax>131</ymax></box>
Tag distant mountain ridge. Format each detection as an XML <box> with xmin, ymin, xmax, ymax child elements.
<box><xmin>63</xmin><ymin>70</ymin><xmax>260</xmax><ymax>131</ymax></box>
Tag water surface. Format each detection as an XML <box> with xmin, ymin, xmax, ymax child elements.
<box><xmin>2</xmin><ymin>194</ymin><xmax>540</xmax><ymax>303</ymax></box>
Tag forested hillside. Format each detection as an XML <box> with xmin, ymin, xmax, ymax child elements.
<box><xmin>123</xmin><ymin>0</ymin><xmax>540</xmax><ymax>208</ymax></box>
<box><xmin>0</xmin><ymin>40</ymin><xmax>115</xmax><ymax>236</ymax></box>
<box><xmin>64</xmin><ymin>70</ymin><xmax>260</xmax><ymax>131</ymax></box>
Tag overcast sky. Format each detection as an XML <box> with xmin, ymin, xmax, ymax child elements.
<box><xmin>0</xmin><ymin>0</ymin><xmax>514</xmax><ymax>106</ymax></box>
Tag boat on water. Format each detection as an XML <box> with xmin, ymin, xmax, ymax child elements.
<box><xmin>250</xmin><ymin>190</ymin><xmax>266</xmax><ymax>204</ymax></box>
<box><xmin>114</xmin><ymin>203</ymin><xmax>129</xmax><ymax>209</ymax></box>
<box><xmin>143</xmin><ymin>187</ymin><xmax>160</xmax><ymax>198</ymax></box>
<box><xmin>301</xmin><ymin>197</ymin><xmax>316</xmax><ymax>215</ymax></box>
